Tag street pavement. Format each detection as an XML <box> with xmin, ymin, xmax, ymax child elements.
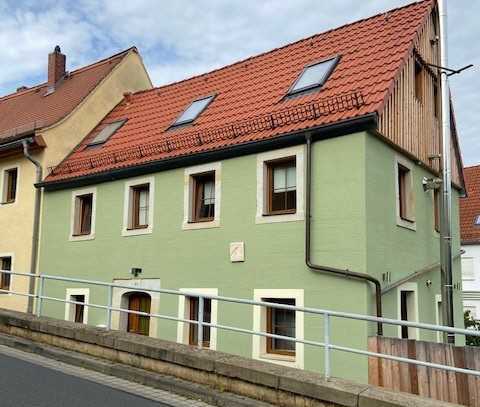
<box><xmin>0</xmin><ymin>344</ymin><xmax>212</xmax><ymax>407</ymax></box>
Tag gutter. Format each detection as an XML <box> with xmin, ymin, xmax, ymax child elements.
<box><xmin>381</xmin><ymin>250</ymin><xmax>464</xmax><ymax>295</ymax></box>
<box><xmin>304</xmin><ymin>132</ymin><xmax>383</xmax><ymax>336</ymax></box>
<box><xmin>38</xmin><ymin>114</ymin><xmax>378</xmax><ymax>191</ymax></box>
<box><xmin>22</xmin><ymin>140</ymin><xmax>43</xmax><ymax>314</ymax></box>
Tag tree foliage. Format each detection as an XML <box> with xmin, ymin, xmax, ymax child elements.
<box><xmin>465</xmin><ymin>310</ymin><xmax>480</xmax><ymax>346</ymax></box>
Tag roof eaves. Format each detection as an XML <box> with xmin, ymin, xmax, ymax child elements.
<box><xmin>38</xmin><ymin>113</ymin><xmax>378</xmax><ymax>191</ymax></box>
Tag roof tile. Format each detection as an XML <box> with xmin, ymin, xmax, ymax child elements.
<box><xmin>47</xmin><ymin>0</ymin><xmax>434</xmax><ymax>183</ymax></box>
<box><xmin>460</xmin><ymin>165</ymin><xmax>480</xmax><ymax>244</ymax></box>
<box><xmin>0</xmin><ymin>48</ymin><xmax>136</xmax><ymax>143</ymax></box>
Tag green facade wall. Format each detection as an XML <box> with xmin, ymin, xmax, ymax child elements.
<box><xmin>37</xmin><ymin>131</ymin><xmax>463</xmax><ymax>383</ymax></box>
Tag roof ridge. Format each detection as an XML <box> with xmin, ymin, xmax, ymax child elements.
<box><xmin>465</xmin><ymin>164</ymin><xmax>480</xmax><ymax>170</ymax></box>
<box><xmin>133</xmin><ymin>0</ymin><xmax>433</xmax><ymax>97</ymax></box>
<box><xmin>0</xmin><ymin>46</ymin><xmax>137</xmax><ymax>103</ymax></box>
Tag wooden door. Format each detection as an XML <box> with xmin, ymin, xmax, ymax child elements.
<box><xmin>127</xmin><ymin>292</ymin><xmax>151</xmax><ymax>335</ymax></box>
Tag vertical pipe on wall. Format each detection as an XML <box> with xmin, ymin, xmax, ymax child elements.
<box><xmin>438</xmin><ymin>0</ymin><xmax>455</xmax><ymax>343</ymax></box>
<box><xmin>304</xmin><ymin>133</ymin><xmax>383</xmax><ymax>335</ymax></box>
<box><xmin>22</xmin><ymin>140</ymin><xmax>43</xmax><ymax>315</ymax></box>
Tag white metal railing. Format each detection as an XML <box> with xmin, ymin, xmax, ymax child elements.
<box><xmin>1</xmin><ymin>270</ymin><xmax>480</xmax><ymax>379</ymax></box>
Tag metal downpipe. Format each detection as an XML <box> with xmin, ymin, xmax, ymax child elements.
<box><xmin>304</xmin><ymin>133</ymin><xmax>383</xmax><ymax>336</ymax></box>
<box><xmin>438</xmin><ymin>0</ymin><xmax>455</xmax><ymax>344</ymax></box>
<box><xmin>22</xmin><ymin>140</ymin><xmax>43</xmax><ymax>314</ymax></box>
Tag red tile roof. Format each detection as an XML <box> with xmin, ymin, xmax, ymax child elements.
<box><xmin>460</xmin><ymin>165</ymin><xmax>480</xmax><ymax>244</ymax></box>
<box><xmin>0</xmin><ymin>48</ymin><xmax>136</xmax><ymax>143</ymax></box>
<box><xmin>46</xmin><ymin>0</ymin><xmax>435</xmax><ymax>183</ymax></box>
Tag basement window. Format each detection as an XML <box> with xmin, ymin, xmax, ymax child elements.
<box><xmin>287</xmin><ymin>56</ymin><xmax>339</xmax><ymax>95</ymax></box>
<box><xmin>265</xmin><ymin>298</ymin><xmax>296</xmax><ymax>357</ymax></box>
<box><xmin>172</xmin><ymin>95</ymin><xmax>214</xmax><ymax>127</ymax></box>
<box><xmin>187</xmin><ymin>296</ymin><xmax>212</xmax><ymax>348</ymax></box>
<box><xmin>0</xmin><ymin>256</ymin><xmax>12</xmax><ymax>292</ymax></box>
<box><xmin>86</xmin><ymin>120</ymin><xmax>126</xmax><ymax>148</ymax></box>
<box><xmin>2</xmin><ymin>168</ymin><xmax>18</xmax><ymax>204</ymax></box>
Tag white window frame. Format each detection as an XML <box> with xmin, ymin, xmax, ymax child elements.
<box><xmin>69</xmin><ymin>187</ymin><xmax>97</xmax><ymax>241</ymax></box>
<box><xmin>0</xmin><ymin>252</ymin><xmax>14</xmax><ymax>295</ymax></box>
<box><xmin>182</xmin><ymin>162</ymin><xmax>221</xmax><ymax>230</ymax></box>
<box><xmin>176</xmin><ymin>288</ymin><xmax>218</xmax><ymax>350</ymax></box>
<box><xmin>122</xmin><ymin>176</ymin><xmax>155</xmax><ymax>237</ymax></box>
<box><xmin>252</xmin><ymin>289</ymin><xmax>304</xmax><ymax>369</ymax></box>
<box><xmin>64</xmin><ymin>288</ymin><xmax>90</xmax><ymax>324</ymax></box>
<box><xmin>394</xmin><ymin>154</ymin><xmax>416</xmax><ymax>231</ymax></box>
<box><xmin>461</xmin><ymin>257</ymin><xmax>475</xmax><ymax>281</ymax></box>
<box><xmin>256</xmin><ymin>146</ymin><xmax>305</xmax><ymax>224</ymax></box>
<box><xmin>397</xmin><ymin>282</ymin><xmax>419</xmax><ymax>339</ymax></box>
<box><xmin>111</xmin><ymin>278</ymin><xmax>160</xmax><ymax>337</ymax></box>
<box><xmin>0</xmin><ymin>165</ymin><xmax>20</xmax><ymax>206</ymax></box>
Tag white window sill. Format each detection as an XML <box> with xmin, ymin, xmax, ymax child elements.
<box><xmin>256</xmin><ymin>211</ymin><xmax>304</xmax><ymax>224</ymax></box>
<box><xmin>396</xmin><ymin>218</ymin><xmax>416</xmax><ymax>231</ymax></box>
<box><xmin>69</xmin><ymin>234</ymin><xmax>95</xmax><ymax>242</ymax></box>
<box><xmin>182</xmin><ymin>219</ymin><xmax>220</xmax><ymax>230</ymax></box>
<box><xmin>121</xmin><ymin>227</ymin><xmax>153</xmax><ymax>237</ymax></box>
<box><xmin>258</xmin><ymin>353</ymin><xmax>299</xmax><ymax>368</ymax></box>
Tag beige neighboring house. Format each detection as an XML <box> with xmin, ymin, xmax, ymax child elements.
<box><xmin>0</xmin><ymin>46</ymin><xmax>152</xmax><ymax>312</ymax></box>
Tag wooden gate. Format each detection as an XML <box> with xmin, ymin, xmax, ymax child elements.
<box><xmin>368</xmin><ymin>337</ymin><xmax>480</xmax><ymax>406</ymax></box>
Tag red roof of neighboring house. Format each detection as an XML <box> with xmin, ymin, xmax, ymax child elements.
<box><xmin>460</xmin><ymin>165</ymin><xmax>480</xmax><ymax>244</ymax></box>
<box><xmin>46</xmin><ymin>0</ymin><xmax>435</xmax><ymax>183</ymax></box>
<box><xmin>0</xmin><ymin>47</ymin><xmax>137</xmax><ymax>143</ymax></box>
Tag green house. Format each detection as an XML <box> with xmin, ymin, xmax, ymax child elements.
<box><xmin>36</xmin><ymin>1</ymin><xmax>465</xmax><ymax>383</ymax></box>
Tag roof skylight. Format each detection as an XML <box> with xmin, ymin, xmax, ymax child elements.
<box><xmin>172</xmin><ymin>95</ymin><xmax>214</xmax><ymax>126</ymax></box>
<box><xmin>87</xmin><ymin>120</ymin><xmax>126</xmax><ymax>147</ymax></box>
<box><xmin>288</xmin><ymin>56</ymin><xmax>339</xmax><ymax>95</ymax></box>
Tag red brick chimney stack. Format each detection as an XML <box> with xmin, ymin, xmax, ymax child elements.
<box><xmin>48</xmin><ymin>45</ymin><xmax>66</xmax><ymax>88</ymax></box>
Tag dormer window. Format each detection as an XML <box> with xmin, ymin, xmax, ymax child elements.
<box><xmin>86</xmin><ymin>120</ymin><xmax>126</xmax><ymax>148</ymax></box>
<box><xmin>172</xmin><ymin>95</ymin><xmax>215</xmax><ymax>127</ymax></box>
<box><xmin>287</xmin><ymin>56</ymin><xmax>339</xmax><ymax>96</ymax></box>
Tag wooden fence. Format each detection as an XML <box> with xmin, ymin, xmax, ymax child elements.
<box><xmin>368</xmin><ymin>337</ymin><xmax>480</xmax><ymax>406</ymax></box>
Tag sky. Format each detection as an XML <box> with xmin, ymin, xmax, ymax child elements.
<box><xmin>0</xmin><ymin>0</ymin><xmax>478</xmax><ymax>165</ymax></box>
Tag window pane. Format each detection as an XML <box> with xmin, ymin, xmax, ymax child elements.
<box><xmin>289</xmin><ymin>58</ymin><xmax>337</xmax><ymax>94</ymax></box>
<box><xmin>189</xmin><ymin>297</ymin><xmax>212</xmax><ymax>347</ymax></box>
<box><xmin>268</xmin><ymin>159</ymin><xmax>296</xmax><ymax>213</ymax></box>
<box><xmin>0</xmin><ymin>257</ymin><xmax>12</xmax><ymax>290</ymax></box>
<box><xmin>193</xmin><ymin>172</ymin><xmax>215</xmax><ymax>221</ymax></box>
<box><xmin>266</xmin><ymin>298</ymin><xmax>296</xmax><ymax>355</ymax></box>
<box><xmin>273</xmin><ymin>167</ymin><xmax>286</xmax><ymax>192</ymax></box>
<box><xmin>88</xmin><ymin>120</ymin><xmax>126</xmax><ymax>146</ymax></box>
<box><xmin>174</xmin><ymin>96</ymin><xmax>214</xmax><ymax>125</ymax></box>
<box><xmin>138</xmin><ymin>188</ymin><xmax>149</xmax><ymax>226</ymax></box>
<box><xmin>286</xmin><ymin>166</ymin><xmax>296</xmax><ymax>191</ymax></box>
<box><xmin>75</xmin><ymin>194</ymin><xmax>93</xmax><ymax>235</ymax></box>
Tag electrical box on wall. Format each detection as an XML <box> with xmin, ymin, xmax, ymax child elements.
<box><xmin>229</xmin><ymin>242</ymin><xmax>245</xmax><ymax>262</ymax></box>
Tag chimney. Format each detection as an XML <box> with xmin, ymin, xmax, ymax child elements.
<box><xmin>48</xmin><ymin>45</ymin><xmax>66</xmax><ymax>88</ymax></box>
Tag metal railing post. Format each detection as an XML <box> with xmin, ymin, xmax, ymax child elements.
<box><xmin>106</xmin><ymin>285</ymin><xmax>113</xmax><ymax>330</ymax></box>
<box><xmin>324</xmin><ymin>313</ymin><xmax>331</xmax><ymax>379</ymax></box>
<box><xmin>198</xmin><ymin>296</ymin><xmax>204</xmax><ymax>349</ymax></box>
<box><xmin>36</xmin><ymin>275</ymin><xmax>44</xmax><ymax>317</ymax></box>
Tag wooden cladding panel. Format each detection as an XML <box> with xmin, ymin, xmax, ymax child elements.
<box><xmin>378</xmin><ymin>9</ymin><xmax>461</xmax><ymax>186</ymax></box>
<box><xmin>368</xmin><ymin>336</ymin><xmax>480</xmax><ymax>406</ymax></box>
